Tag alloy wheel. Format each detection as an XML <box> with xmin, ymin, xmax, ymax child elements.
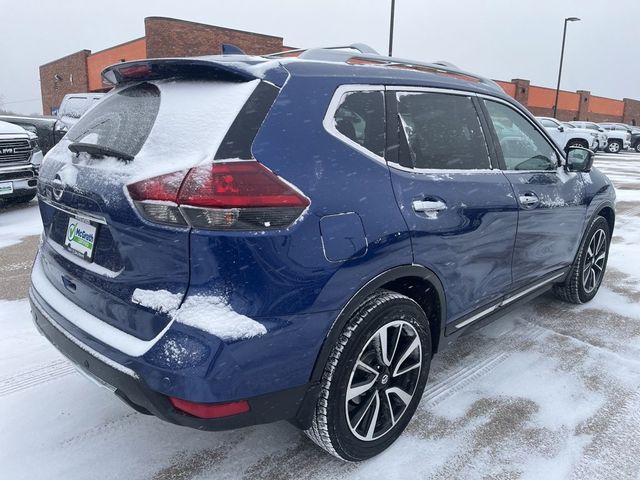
<box><xmin>345</xmin><ymin>320</ymin><xmax>422</xmax><ymax>442</ymax></box>
<box><xmin>609</xmin><ymin>142</ymin><xmax>620</xmax><ymax>153</ymax></box>
<box><xmin>582</xmin><ymin>228</ymin><xmax>607</xmax><ymax>294</ymax></box>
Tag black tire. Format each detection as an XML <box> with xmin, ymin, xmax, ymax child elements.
<box><xmin>635</xmin><ymin>142</ymin><xmax>640</xmax><ymax>153</ymax></box>
<box><xmin>606</xmin><ymin>140</ymin><xmax>622</xmax><ymax>154</ymax></box>
<box><xmin>567</xmin><ymin>139</ymin><xmax>589</xmax><ymax>150</ymax></box>
<box><xmin>0</xmin><ymin>192</ymin><xmax>37</xmax><ymax>207</ymax></box>
<box><xmin>305</xmin><ymin>290</ymin><xmax>432</xmax><ymax>461</ymax></box>
<box><xmin>553</xmin><ymin>216</ymin><xmax>610</xmax><ymax>304</ymax></box>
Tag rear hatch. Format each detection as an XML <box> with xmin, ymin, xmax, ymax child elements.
<box><xmin>37</xmin><ymin>63</ymin><xmax>266</xmax><ymax>342</ymax></box>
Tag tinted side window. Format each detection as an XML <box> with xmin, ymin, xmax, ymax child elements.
<box><xmin>540</xmin><ymin>119</ymin><xmax>556</xmax><ymax>128</ymax></box>
<box><xmin>484</xmin><ymin>100</ymin><xmax>558</xmax><ymax>171</ymax></box>
<box><xmin>396</xmin><ymin>92</ymin><xmax>490</xmax><ymax>170</ymax></box>
<box><xmin>333</xmin><ymin>91</ymin><xmax>385</xmax><ymax>157</ymax></box>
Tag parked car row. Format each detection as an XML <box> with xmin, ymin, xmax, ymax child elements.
<box><xmin>0</xmin><ymin>92</ymin><xmax>105</xmax><ymax>155</ymax></box>
<box><xmin>0</xmin><ymin>93</ymin><xmax>105</xmax><ymax>205</ymax></box>
<box><xmin>536</xmin><ymin>116</ymin><xmax>638</xmax><ymax>154</ymax></box>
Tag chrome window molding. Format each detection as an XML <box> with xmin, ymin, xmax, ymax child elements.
<box><xmin>322</xmin><ymin>84</ymin><xmax>388</xmax><ymax>167</ymax></box>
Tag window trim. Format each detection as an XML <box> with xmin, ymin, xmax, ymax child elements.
<box><xmin>323</xmin><ymin>84</ymin><xmax>566</xmax><ymax>174</ymax></box>
<box><xmin>477</xmin><ymin>94</ymin><xmax>567</xmax><ymax>173</ymax></box>
<box><xmin>322</xmin><ymin>84</ymin><xmax>387</xmax><ymax>166</ymax></box>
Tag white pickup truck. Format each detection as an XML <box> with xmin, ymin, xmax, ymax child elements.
<box><xmin>536</xmin><ymin>117</ymin><xmax>598</xmax><ymax>151</ymax></box>
<box><xmin>570</xmin><ymin>121</ymin><xmax>609</xmax><ymax>151</ymax></box>
<box><xmin>0</xmin><ymin>120</ymin><xmax>43</xmax><ymax>205</ymax></box>
<box><xmin>598</xmin><ymin>123</ymin><xmax>632</xmax><ymax>153</ymax></box>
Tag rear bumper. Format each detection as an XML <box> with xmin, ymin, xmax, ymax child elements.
<box><xmin>29</xmin><ymin>286</ymin><xmax>318</xmax><ymax>430</ymax></box>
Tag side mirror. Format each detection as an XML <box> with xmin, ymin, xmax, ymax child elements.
<box><xmin>565</xmin><ymin>146</ymin><xmax>594</xmax><ymax>173</ymax></box>
<box><xmin>558</xmin><ymin>126</ymin><xmax>565</xmax><ymax>132</ymax></box>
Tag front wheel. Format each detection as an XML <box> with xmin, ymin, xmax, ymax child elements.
<box><xmin>305</xmin><ymin>290</ymin><xmax>431</xmax><ymax>461</ymax></box>
<box><xmin>635</xmin><ymin>143</ymin><xmax>640</xmax><ymax>153</ymax></box>
<box><xmin>553</xmin><ymin>216</ymin><xmax>610</xmax><ymax>304</ymax></box>
<box><xmin>606</xmin><ymin>140</ymin><xmax>622</xmax><ymax>153</ymax></box>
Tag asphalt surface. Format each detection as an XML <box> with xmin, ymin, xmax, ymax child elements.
<box><xmin>1</xmin><ymin>153</ymin><xmax>639</xmax><ymax>479</ymax></box>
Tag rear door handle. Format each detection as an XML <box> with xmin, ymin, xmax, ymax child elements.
<box><xmin>518</xmin><ymin>192</ymin><xmax>540</xmax><ymax>208</ymax></box>
<box><xmin>412</xmin><ymin>199</ymin><xmax>447</xmax><ymax>213</ymax></box>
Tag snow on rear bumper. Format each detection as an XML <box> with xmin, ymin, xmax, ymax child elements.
<box><xmin>29</xmin><ymin>289</ymin><xmax>315</xmax><ymax>430</ymax></box>
<box><xmin>29</xmin><ymin>251</ymin><xmax>337</xmax><ymax>404</ymax></box>
<box><xmin>31</xmin><ymin>253</ymin><xmax>167</xmax><ymax>357</ymax></box>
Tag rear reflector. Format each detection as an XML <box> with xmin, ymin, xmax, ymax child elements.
<box><xmin>169</xmin><ymin>397</ymin><xmax>250</xmax><ymax>419</ymax></box>
<box><xmin>127</xmin><ymin>161</ymin><xmax>309</xmax><ymax>230</ymax></box>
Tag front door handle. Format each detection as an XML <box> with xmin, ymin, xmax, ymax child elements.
<box><xmin>519</xmin><ymin>192</ymin><xmax>540</xmax><ymax>208</ymax></box>
<box><xmin>412</xmin><ymin>199</ymin><xmax>447</xmax><ymax>213</ymax></box>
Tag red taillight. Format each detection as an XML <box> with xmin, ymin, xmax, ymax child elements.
<box><xmin>126</xmin><ymin>161</ymin><xmax>309</xmax><ymax>230</ymax></box>
<box><xmin>178</xmin><ymin>162</ymin><xmax>309</xmax><ymax>208</ymax></box>
<box><xmin>169</xmin><ymin>397</ymin><xmax>250</xmax><ymax>419</ymax></box>
<box><xmin>128</xmin><ymin>170</ymin><xmax>188</xmax><ymax>202</ymax></box>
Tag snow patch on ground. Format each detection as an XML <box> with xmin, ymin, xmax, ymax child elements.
<box><xmin>0</xmin><ymin>202</ymin><xmax>42</xmax><ymax>248</ymax></box>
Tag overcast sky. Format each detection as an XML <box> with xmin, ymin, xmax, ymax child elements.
<box><xmin>1</xmin><ymin>0</ymin><xmax>638</xmax><ymax>115</ymax></box>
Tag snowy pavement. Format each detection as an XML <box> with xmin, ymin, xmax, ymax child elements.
<box><xmin>1</xmin><ymin>154</ymin><xmax>640</xmax><ymax>479</ymax></box>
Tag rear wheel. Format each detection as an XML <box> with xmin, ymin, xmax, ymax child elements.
<box><xmin>553</xmin><ymin>216</ymin><xmax>610</xmax><ymax>304</ymax></box>
<box><xmin>606</xmin><ymin>140</ymin><xmax>622</xmax><ymax>153</ymax></box>
<box><xmin>305</xmin><ymin>290</ymin><xmax>431</xmax><ymax>461</ymax></box>
<box><xmin>635</xmin><ymin>142</ymin><xmax>640</xmax><ymax>153</ymax></box>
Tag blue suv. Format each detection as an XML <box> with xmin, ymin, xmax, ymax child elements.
<box><xmin>30</xmin><ymin>45</ymin><xmax>615</xmax><ymax>461</ymax></box>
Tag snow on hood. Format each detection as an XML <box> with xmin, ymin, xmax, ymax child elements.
<box><xmin>0</xmin><ymin>120</ymin><xmax>29</xmax><ymax>136</ymax></box>
<box><xmin>132</xmin><ymin>288</ymin><xmax>267</xmax><ymax>341</ymax></box>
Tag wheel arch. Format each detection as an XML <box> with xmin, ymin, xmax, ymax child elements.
<box><xmin>567</xmin><ymin>137</ymin><xmax>589</xmax><ymax>148</ymax></box>
<box><xmin>309</xmin><ymin>264</ymin><xmax>447</xmax><ymax>385</ymax></box>
<box><xmin>596</xmin><ymin>204</ymin><xmax>615</xmax><ymax>235</ymax></box>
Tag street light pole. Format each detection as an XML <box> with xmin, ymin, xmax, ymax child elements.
<box><xmin>388</xmin><ymin>0</ymin><xmax>396</xmax><ymax>56</ymax></box>
<box><xmin>553</xmin><ymin>17</ymin><xmax>581</xmax><ymax>118</ymax></box>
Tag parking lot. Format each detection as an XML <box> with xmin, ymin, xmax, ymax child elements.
<box><xmin>1</xmin><ymin>153</ymin><xmax>639</xmax><ymax>479</ymax></box>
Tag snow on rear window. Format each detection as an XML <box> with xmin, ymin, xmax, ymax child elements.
<box><xmin>43</xmin><ymin>79</ymin><xmax>260</xmax><ymax>185</ymax></box>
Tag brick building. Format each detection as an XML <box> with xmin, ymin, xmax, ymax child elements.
<box><xmin>40</xmin><ymin>16</ymin><xmax>640</xmax><ymax>125</ymax></box>
<box><xmin>495</xmin><ymin>79</ymin><xmax>640</xmax><ymax>126</ymax></box>
<box><xmin>39</xmin><ymin>17</ymin><xmax>285</xmax><ymax>115</ymax></box>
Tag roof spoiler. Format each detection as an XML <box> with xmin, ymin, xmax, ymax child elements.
<box><xmin>101</xmin><ymin>58</ymin><xmax>259</xmax><ymax>86</ymax></box>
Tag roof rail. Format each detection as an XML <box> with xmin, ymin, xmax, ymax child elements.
<box><xmin>267</xmin><ymin>43</ymin><xmax>379</xmax><ymax>59</ymax></box>
<box><xmin>266</xmin><ymin>45</ymin><xmax>501</xmax><ymax>92</ymax></box>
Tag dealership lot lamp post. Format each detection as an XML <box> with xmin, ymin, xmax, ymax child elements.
<box><xmin>388</xmin><ymin>0</ymin><xmax>396</xmax><ymax>56</ymax></box>
<box><xmin>553</xmin><ymin>17</ymin><xmax>581</xmax><ymax>118</ymax></box>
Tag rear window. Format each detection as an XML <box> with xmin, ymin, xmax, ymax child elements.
<box><xmin>67</xmin><ymin>83</ymin><xmax>160</xmax><ymax>159</ymax></box>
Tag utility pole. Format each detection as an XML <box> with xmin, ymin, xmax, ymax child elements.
<box><xmin>553</xmin><ymin>17</ymin><xmax>581</xmax><ymax>118</ymax></box>
<box><xmin>388</xmin><ymin>0</ymin><xmax>396</xmax><ymax>56</ymax></box>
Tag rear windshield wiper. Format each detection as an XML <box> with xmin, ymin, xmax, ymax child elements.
<box><xmin>68</xmin><ymin>142</ymin><xmax>134</xmax><ymax>162</ymax></box>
